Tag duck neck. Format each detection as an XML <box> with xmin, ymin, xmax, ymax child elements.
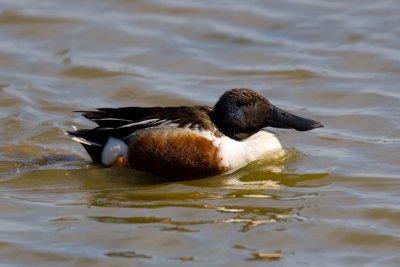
<box><xmin>209</xmin><ymin>111</ymin><xmax>257</xmax><ymax>141</ymax></box>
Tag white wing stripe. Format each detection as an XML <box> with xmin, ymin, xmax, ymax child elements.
<box><xmin>93</xmin><ymin>118</ymin><xmax>132</xmax><ymax>122</ymax></box>
<box><xmin>71</xmin><ymin>137</ymin><xmax>102</xmax><ymax>146</ymax></box>
<box><xmin>117</xmin><ymin>119</ymin><xmax>160</xmax><ymax>128</ymax></box>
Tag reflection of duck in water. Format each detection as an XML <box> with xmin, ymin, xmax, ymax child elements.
<box><xmin>69</xmin><ymin>88</ymin><xmax>323</xmax><ymax>178</ymax></box>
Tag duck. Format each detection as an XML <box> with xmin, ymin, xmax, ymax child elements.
<box><xmin>68</xmin><ymin>88</ymin><xmax>323</xmax><ymax>178</ymax></box>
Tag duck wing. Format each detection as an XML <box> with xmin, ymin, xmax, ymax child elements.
<box><xmin>68</xmin><ymin>106</ymin><xmax>214</xmax><ymax>163</ymax></box>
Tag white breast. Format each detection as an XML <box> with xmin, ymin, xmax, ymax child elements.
<box><xmin>196</xmin><ymin>130</ymin><xmax>284</xmax><ymax>171</ymax></box>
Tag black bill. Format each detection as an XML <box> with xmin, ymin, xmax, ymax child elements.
<box><xmin>266</xmin><ymin>106</ymin><xmax>323</xmax><ymax>131</ymax></box>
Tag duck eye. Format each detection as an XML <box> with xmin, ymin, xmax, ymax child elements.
<box><xmin>236</xmin><ymin>101</ymin><xmax>255</xmax><ymax>107</ymax></box>
<box><xmin>246</xmin><ymin>102</ymin><xmax>255</xmax><ymax>107</ymax></box>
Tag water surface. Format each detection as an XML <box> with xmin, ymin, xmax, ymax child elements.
<box><xmin>1</xmin><ymin>0</ymin><xmax>400</xmax><ymax>266</ymax></box>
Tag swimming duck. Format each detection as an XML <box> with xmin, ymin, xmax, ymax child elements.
<box><xmin>69</xmin><ymin>88</ymin><xmax>323</xmax><ymax>178</ymax></box>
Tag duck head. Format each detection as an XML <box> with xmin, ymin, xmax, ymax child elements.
<box><xmin>212</xmin><ymin>88</ymin><xmax>323</xmax><ymax>140</ymax></box>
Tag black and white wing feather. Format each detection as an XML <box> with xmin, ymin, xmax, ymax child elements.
<box><xmin>68</xmin><ymin>106</ymin><xmax>214</xmax><ymax>163</ymax></box>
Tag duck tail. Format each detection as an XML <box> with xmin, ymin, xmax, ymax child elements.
<box><xmin>68</xmin><ymin>128</ymin><xmax>129</xmax><ymax>166</ymax></box>
<box><xmin>67</xmin><ymin>129</ymin><xmax>108</xmax><ymax>163</ymax></box>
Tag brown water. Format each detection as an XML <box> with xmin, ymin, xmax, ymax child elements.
<box><xmin>1</xmin><ymin>0</ymin><xmax>400</xmax><ymax>266</ymax></box>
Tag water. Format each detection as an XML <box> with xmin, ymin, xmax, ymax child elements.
<box><xmin>1</xmin><ymin>0</ymin><xmax>400</xmax><ymax>266</ymax></box>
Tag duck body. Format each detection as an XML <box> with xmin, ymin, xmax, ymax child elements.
<box><xmin>69</xmin><ymin>88</ymin><xmax>322</xmax><ymax>178</ymax></box>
